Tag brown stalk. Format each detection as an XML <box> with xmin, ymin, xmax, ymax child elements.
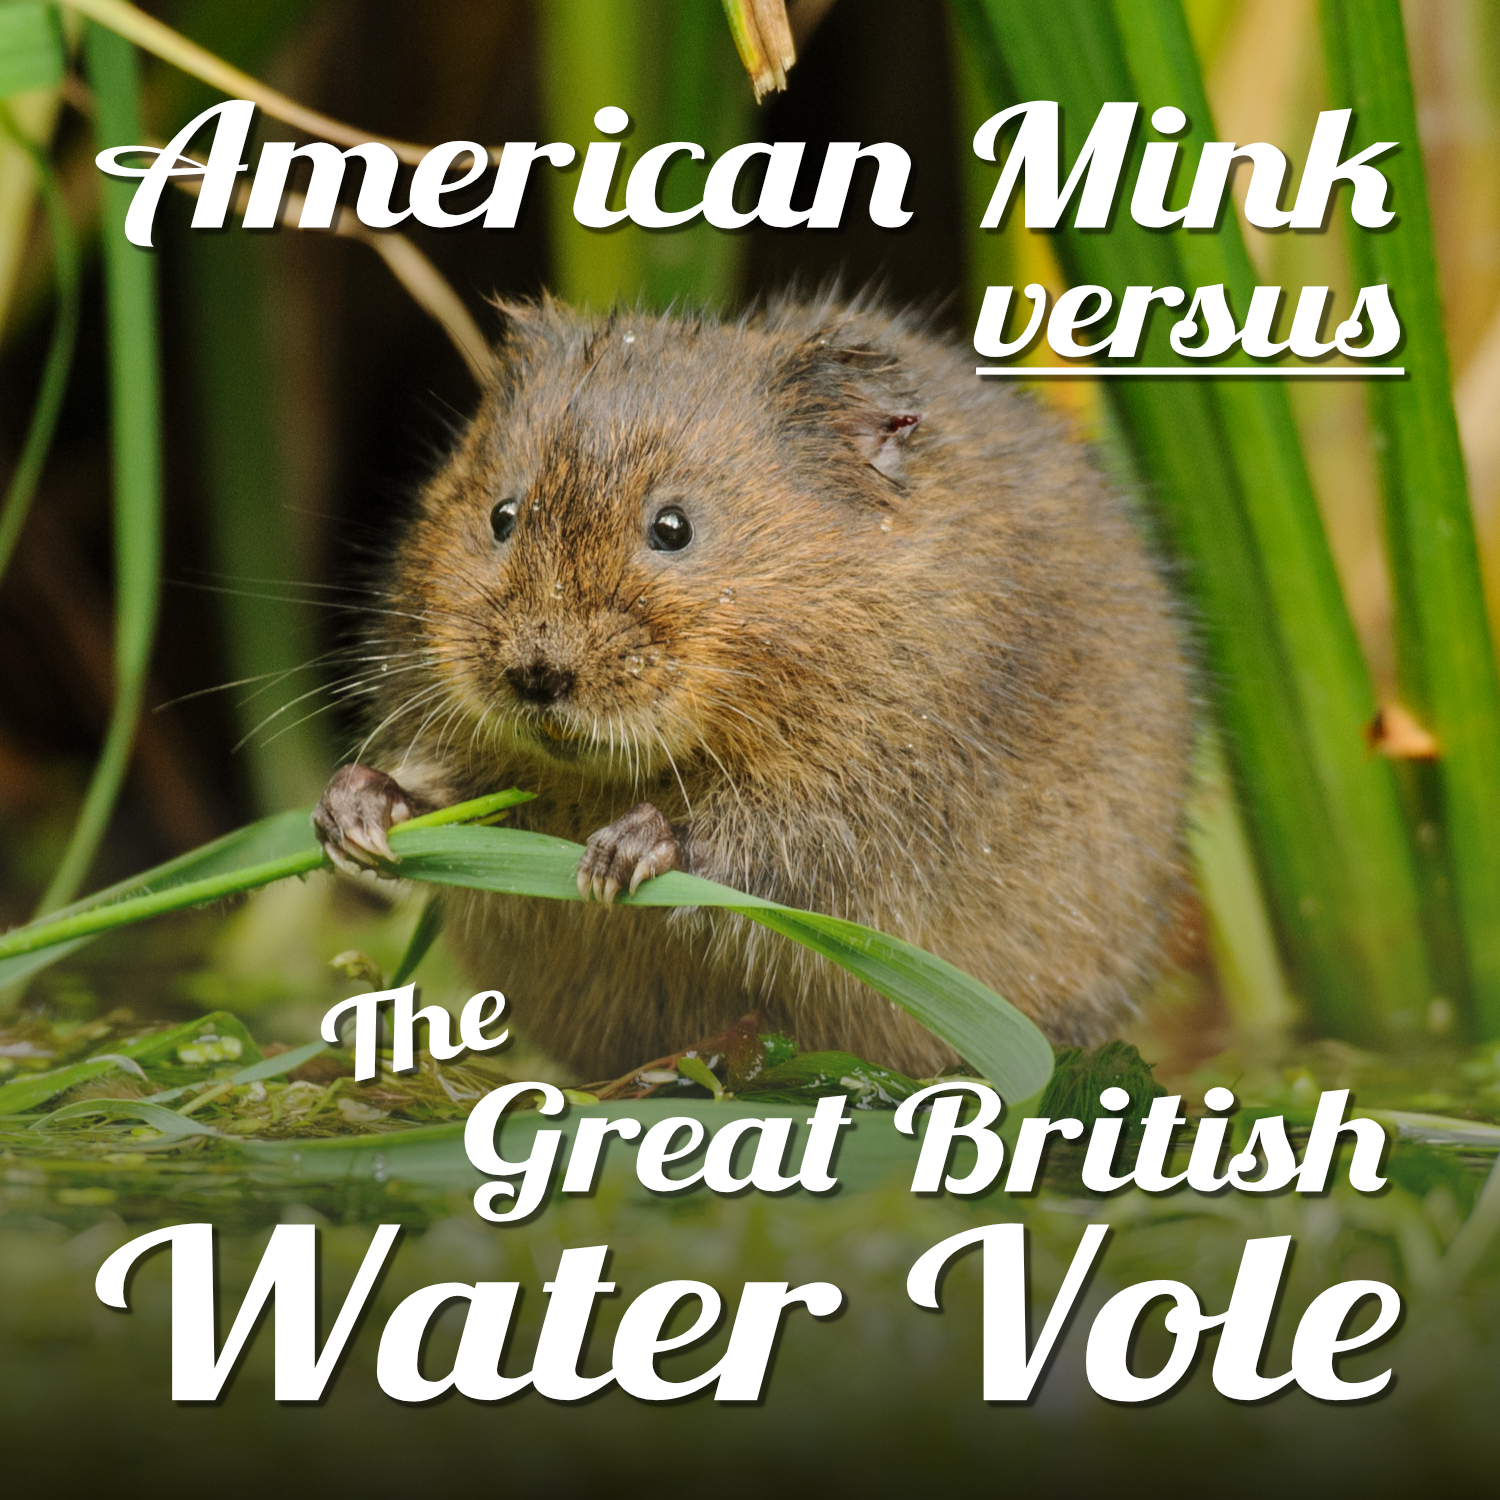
<box><xmin>65</xmin><ymin>0</ymin><xmax>467</xmax><ymax>167</ymax></box>
<box><xmin>725</xmin><ymin>0</ymin><xmax>798</xmax><ymax>101</ymax></box>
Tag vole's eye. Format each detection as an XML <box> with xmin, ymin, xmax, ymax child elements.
<box><xmin>648</xmin><ymin>505</ymin><xmax>692</xmax><ymax>553</ymax></box>
<box><xmin>490</xmin><ymin>498</ymin><xmax>519</xmax><ymax>543</ymax></box>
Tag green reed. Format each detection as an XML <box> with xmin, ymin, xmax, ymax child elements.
<box><xmin>1323</xmin><ymin>0</ymin><xmax>1500</xmax><ymax>1037</ymax></box>
<box><xmin>37</xmin><ymin>23</ymin><xmax>163</xmax><ymax>915</ymax></box>
<box><xmin>950</xmin><ymin>0</ymin><xmax>1496</xmax><ymax>1045</ymax></box>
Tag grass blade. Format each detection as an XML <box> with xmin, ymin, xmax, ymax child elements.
<box><xmin>32</xmin><ymin>1099</ymin><xmax>222</xmax><ymax>1136</ymax></box>
<box><xmin>64</xmin><ymin>0</ymin><xmax>434</xmax><ymax>162</ymax></box>
<box><xmin>0</xmin><ymin>1056</ymin><xmax>147</xmax><ymax>1117</ymax></box>
<box><xmin>382</xmin><ymin>826</ymin><xmax>1056</xmax><ymax>1101</ymax></box>
<box><xmin>163</xmin><ymin>0</ymin><xmax>332</xmax><ymax>813</ymax></box>
<box><xmin>36</xmin><ymin>24</ymin><xmax>163</xmax><ymax>916</ymax></box>
<box><xmin>0</xmin><ymin>791</ymin><xmax>1054</xmax><ymax>1101</ymax></box>
<box><xmin>720</xmin><ymin>0</ymin><xmax>795</xmax><ymax>101</ymax></box>
<box><xmin>1323</xmin><ymin>0</ymin><xmax>1500</xmax><ymax>1036</ymax></box>
<box><xmin>953</xmin><ymin>0</ymin><xmax>1438</xmax><ymax>1040</ymax></box>
<box><xmin>0</xmin><ymin>0</ymin><xmax>73</xmax><ymax>339</ymax></box>
<box><xmin>1188</xmin><ymin>731</ymin><xmax>1296</xmax><ymax>1038</ymax></box>
<box><xmin>0</xmin><ymin>4</ymin><xmax>64</xmax><ymax>97</ymax></box>
<box><xmin>1113</xmin><ymin>0</ymin><xmax>1435</xmax><ymax>1034</ymax></box>
<box><xmin>390</xmin><ymin>898</ymin><xmax>444</xmax><ymax>987</ymax></box>
<box><xmin>0</xmin><ymin>791</ymin><xmax>536</xmax><ymax>978</ymax></box>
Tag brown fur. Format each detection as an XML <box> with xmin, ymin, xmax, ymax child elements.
<box><xmin>351</xmin><ymin>293</ymin><xmax>1193</xmax><ymax>1079</ymax></box>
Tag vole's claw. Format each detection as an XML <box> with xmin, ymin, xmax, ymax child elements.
<box><xmin>577</xmin><ymin>802</ymin><xmax>681</xmax><ymax>905</ymax></box>
<box><xmin>628</xmin><ymin>847</ymin><xmax>675</xmax><ymax>895</ymax></box>
<box><xmin>313</xmin><ymin>764</ymin><xmax>426</xmax><ymax>877</ymax></box>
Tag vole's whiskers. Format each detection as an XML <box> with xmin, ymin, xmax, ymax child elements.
<box><xmin>435</xmin><ymin>698</ymin><xmax>473</xmax><ymax>765</ymax></box>
<box><xmin>155</xmin><ymin>657</ymin><xmax>330</xmax><ymax>714</ymax></box>
<box><xmin>173</xmin><ymin>574</ymin><xmax>440</xmax><ymax>630</ymax></box>
<box><xmin>233</xmin><ymin>669</ymin><xmax>381</xmax><ymax>752</ymax></box>
<box><xmin>358</xmin><ymin>682</ymin><xmax>453</xmax><ymax>766</ymax></box>
<box><xmin>409</xmin><ymin>689</ymin><xmax>468</xmax><ymax>767</ymax></box>
<box><xmin>246</xmin><ymin>656</ymin><xmax>440</xmax><ymax>743</ymax></box>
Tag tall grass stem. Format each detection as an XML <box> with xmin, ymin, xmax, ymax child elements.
<box><xmin>1323</xmin><ymin>0</ymin><xmax>1500</xmax><ymax>1036</ymax></box>
<box><xmin>953</xmin><ymin>0</ymin><xmax>1437</xmax><ymax>1040</ymax></box>
<box><xmin>38</xmin><ymin>25</ymin><xmax>163</xmax><ymax>914</ymax></box>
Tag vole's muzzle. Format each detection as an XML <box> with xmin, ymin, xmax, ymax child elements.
<box><xmin>506</xmin><ymin>658</ymin><xmax>574</xmax><ymax>705</ymax></box>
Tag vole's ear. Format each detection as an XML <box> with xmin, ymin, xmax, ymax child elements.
<box><xmin>776</xmin><ymin>332</ymin><xmax>924</xmax><ymax>480</ymax></box>
<box><xmin>839</xmin><ymin>408</ymin><xmax>923</xmax><ymax>477</ymax></box>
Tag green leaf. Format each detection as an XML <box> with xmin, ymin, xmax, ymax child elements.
<box><xmin>0</xmin><ymin>792</ymin><xmax>534</xmax><ymax>984</ymax></box>
<box><xmin>0</xmin><ymin>1054</ymin><xmax>145</xmax><ymax>1116</ymax></box>
<box><xmin>138</xmin><ymin>1038</ymin><xmax>329</xmax><ymax>1105</ymax></box>
<box><xmin>113</xmin><ymin>1010</ymin><xmax>263</xmax><ymax>1071</ymax></box>
<box><xmin>0</xmin><ymin>809</ymin><xmax>319</xmax><ymax>989</ymax></box>
<box><xmin>675</xmin><ymin>1054</ymin><xmax>724</xmax><ymax>1099</ymax></box>
<box><xmin>34</xmin><ymin>1098</ymin><xmax>223</xmax><ymax>1138</ymax></box>
<box><xmin>0</xmin><ymin>4</ymin><xmax>64</xmax><ymax>97</ymax></box>
<box><xmin>0</xmin><ymin>1011</ymin><xmax>267</xmax><ymax>1114</ymax></box>
<box><xmin>539</xmin><ymin>0</ymin><xmax>751</xmax><ymax>309</ymax></box>
<box><xmin>391</xmin><ymin>897</ymin><xmax>444</xmax><ymax>986</ymax></box>
<box><xmin>184</xmin><ymin>228</ymin><xmax>332</xmax><ymax>811</ymax></box>
<box><xmin>0</xmin><ymin>792</ymin><xmax>1055</xmax><ymax>1103</ymax></box>
<box><xmin>391</xmin><ymin>825</ymin><xmax>1057</xmax><ymax>1102</ymax></box>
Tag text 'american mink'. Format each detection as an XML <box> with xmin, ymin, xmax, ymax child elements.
<box><xmin>313</xmin><ymin>294</ymin><xmax>1193</xmax><ymax>1080</ymax></box>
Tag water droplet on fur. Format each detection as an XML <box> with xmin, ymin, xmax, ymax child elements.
<box><xmin>552</xmin><ymin>580</ymin><xmax>564</xmax><ymax>595</ymax></box>
<box><xmin>718</xmin><ymin>587</ymin><xmax>735</xmax><ymax>603</ymax></box>
<box><xmin>623</xmin><ymin>329</ymin><xmax>635</xmax><ymax>344</ymax></box>
<box><xmin>879</xmin><ymin>519</ymin><xmax>893</xmax><ymax>533</ymax></box>
<box><xmin>982</xmin><ymin>846</ymin><xmax>992</xmax><ymax>855</ymax></box>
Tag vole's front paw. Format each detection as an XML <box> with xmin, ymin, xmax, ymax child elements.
<box><xmin>313</xmin><ymin>764</ymin><xmax>430</xmax><ymax>877</ymax></box>
<box><xmin>577</xmin><ymin>802</ymin><xmax>681</xmax><ymax>904</ymax></box>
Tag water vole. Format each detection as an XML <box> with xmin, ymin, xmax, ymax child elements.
<box><xmin>314</xmin><ymin>293</ymin><xmax>1193</xmax><ymax>1079</ymax></box>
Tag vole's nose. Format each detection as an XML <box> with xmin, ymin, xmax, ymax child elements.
<box><xmin>506</xmin><ymin>659</ymin><xmax>575</xmax><ymax>704</ymax></box>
